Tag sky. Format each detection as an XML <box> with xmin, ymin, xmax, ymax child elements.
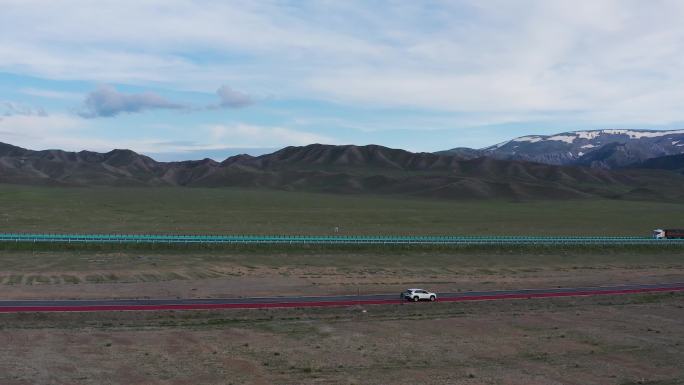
<box><xmin>1</xmin><ymin>0</ymin><xmax>684</xmax><ymax>161</ymax></box>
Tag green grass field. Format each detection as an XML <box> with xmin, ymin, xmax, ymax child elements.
<box><xmin>1</xmin><ymin>184</ymin><xmax>683</xmax><ymax>236</ymax></box>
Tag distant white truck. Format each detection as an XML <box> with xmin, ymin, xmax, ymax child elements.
<box><xmin>653</xmin><ymin>229</ymin><xmax>684</xmax><ymax>239</ymax></box>
<box><xmin>401</xmin><ymin>288</ymin><xmax>437</xmax><ymax>302</ymax></box>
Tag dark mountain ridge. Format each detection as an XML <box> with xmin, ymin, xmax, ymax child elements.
<box><xmin>630</xmin><ymin>153</ymin><xmax>684</xmax><ymax>173</ymax></box>
<box><xmin>1</xmin><ymin>142</ymin><xmax>683</xmax><ymax>201</ymax></box>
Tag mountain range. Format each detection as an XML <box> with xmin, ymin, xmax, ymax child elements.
<box><xmin>438</xmin><ymin>129</ymin><xmax>684</xmax><ymax>169</ymax></box>
<box><xmin>1</xmin><ymin>140</ymin><xmax>684</xmax><ymax>201</ymax></box>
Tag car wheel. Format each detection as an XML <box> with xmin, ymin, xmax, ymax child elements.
<box><xmin>413</xmin><ymin>296</ymin><xmax>419</xmax><ymax>302</ymax></box>
<box><xmin>430</xmin><ymin>295</ymin><xmax>436</xmax><ymax>301</ymax></box>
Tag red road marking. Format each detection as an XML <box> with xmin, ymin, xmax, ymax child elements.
<box><xmin>0</xmin><ymin>286</ymin><xmax>682</xmax><ymax>313</ymax></box>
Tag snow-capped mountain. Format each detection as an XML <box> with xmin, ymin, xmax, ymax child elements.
<box><xmin>438</xmin><ymin>129</ymin><xmax>684</xmax><ymax>168</ymax></box>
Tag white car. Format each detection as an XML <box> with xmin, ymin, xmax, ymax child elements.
<box><xmin>401</xmin><ymin>288</ymin><xmax>437</xmax><ymax>302</ymax></box>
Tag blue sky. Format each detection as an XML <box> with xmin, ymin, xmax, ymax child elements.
<box><xmin>1</xmin><ymin>1</ymin><xmax>684</xmax><ymax>161</ymax></box>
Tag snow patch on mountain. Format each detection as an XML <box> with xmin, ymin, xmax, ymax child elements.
<box><xmin>440</xmin><ymin>128</ymin><xmax>684</xmax><ymax>168</ymax></box>
<box><xmin>501</xmin><ymin>129</ymin><xmax>684</xmax><ymax>147</ymax></box>
<box><xmin>512</xmin><ymin>136</ymin><xmax>543</xmax><ymax>143</ymax></box>
<box><xmin>548</xmin><ymin>135</ymin><xmax>576</xmax><ymax>143</ymax></box>
<box><xmin>599</xmin><ymin>129</ymin><xmax>684</xmax><ymax>138</ymax></box>
<box><xmin>575</xmin><ymin>131</ymin><xmax>603</xmax><ymax>140</ymax></box>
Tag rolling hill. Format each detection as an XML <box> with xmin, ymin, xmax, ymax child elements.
<box><xmin>1</xmin><ymin>141</ymin><xmax>684</xmax><ymax>201</ymax></box>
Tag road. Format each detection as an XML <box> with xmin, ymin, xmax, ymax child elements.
<box><xmin>0</xmin><ymin>282</ymin><xmax>682</xmax><ymax>313</ymax></box>
<box><xmin>1</xmin><ymin>232</ymin><xmax>683</xmax><ymax>245</ymax></box>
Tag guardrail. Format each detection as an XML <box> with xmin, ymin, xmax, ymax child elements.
<box><xmin>0</xmin><ymin>233</ymin><xmax>681</xmax><ymax>245</ymax></box>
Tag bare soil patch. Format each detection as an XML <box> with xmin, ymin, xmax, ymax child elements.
<box><xmin>1</xmin><ymin>249</ymin><xmax>683</xmax><ymax>300</ymax></box>
<box><xmin>0</xmin><ymin>293</ymin><xmax>682</xmax><ymax>385</ymax></box>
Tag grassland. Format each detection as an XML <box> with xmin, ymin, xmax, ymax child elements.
<box><xmin>1</xmin><ymin>184</ymin><xmax>683</xmax><ymax>236</ymax></box>
<box><xmin>1</xmin><ymin>185</ymin><xmax>683</xmax><ymax>384</ymax></box>
<box><xmin>0</xmin><ymin>184</ymin><xmax>682</xmax><ymax>300</ymax></box>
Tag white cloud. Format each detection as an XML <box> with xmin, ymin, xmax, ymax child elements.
<box><xmin>20</xmin><ymin>88</ymin><xmax>82</xmax><ymax>100</ymax></box>
<box><xmin>0</xmin><ymin>114</ymin><xmax>88</xmax><ymax>148</ymax></box>
<box><xmin>0</xmin><ymin>114</ymin><xmax>179</xmax><ymax>153</ymax></box>
<box><xmin>2</xmin><ymin>0</ymin><xmax>684</xmax><ymax>127</ymax></box>
<box><xmin>0</xmin><ymin>114</ymin><xmax>332</xmax><ymax>156</ymax></box>
<box><xmin>208</xmin><ymin>123</ymin><xmax>334</xmax><ymax>147</ymax></box>
<box><xmin>0</xmin><ymin>2</ymin><xmax>380</xmax><ymax>91</ymax></box>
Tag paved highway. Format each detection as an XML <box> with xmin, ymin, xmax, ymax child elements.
<box><xmin>1</xmin><ymin>282</ymin><xmax>682</xmax><ymax>313</ymax></box>
<box><xmin>0</xmin><ymin>233</ymin><xmax>682</xmax><ymax>245</ymax></box>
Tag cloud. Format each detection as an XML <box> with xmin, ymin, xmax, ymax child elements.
<box><xmin>0</xmin><ymin>113</ymin><xmax>330</xmax><ymax>159</ymax></box>
<box><xmin>0</xmin><ymin>112</ymin><xmax>179</xmax><ymax>153</ymax></box>
<box><xmin>3</xmin><ymin>1</ymin><xmax>684</xmax><ymax>128</ymax></box>
<box><xmin>20</xmin><ymin>87</ymin><xmax>82</xmax><ymax>100</ymax></box>
<box><xmin>78</xmin><ymin>85</ymin><xmax>185</xmax><ymax>118</ymax></box>
<box><xmin>0</xmin><ymin>2</ymin><xmax>379</xmax><ymax>91</ymax></box>
<box><xmin>147</xmin><ymin>148</ymin><xmax>277</xmax><ymax>162</ymax></box>
<box><xmin>77</xmin><ymin>84</ymin><xmax>253</xmax><ymax>118</ymax></box>
<box><xmin>1</xmin><ymin>101</ymin><xmax>47</xmax><ymax>117</ymax></box>
<box><xmin>208</xmin><ymin>123</ymin><xmax>333</xmax><ymax>147</ymax></box>
<box><xmin>0</xmin><ymin>113</ymin><xmax>87</xmax><ymax>148</ymax></box>
<box><xmin>211</xmin><ymin>85</ymin><xmax>253</xmax><ymax>109</ymax></box>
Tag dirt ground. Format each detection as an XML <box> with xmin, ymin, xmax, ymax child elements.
<box><xmin>0</xmin><ymin>265</ymin><xmax>682</xmax><ymax>300</ymax></box>
<box><xmin>1</xmin><ymin>248</ymin><xmax>683</xmax><ymax>384</ymax></box>
<box><xmin>0</xmin><ymin>293</ymin><xmax>682</xmax><ymax>385</ymax></box>
<box><xmin>1</xmin><ymin>249</ymin><xmax>683</xmax><ymax>300</ymax></box>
